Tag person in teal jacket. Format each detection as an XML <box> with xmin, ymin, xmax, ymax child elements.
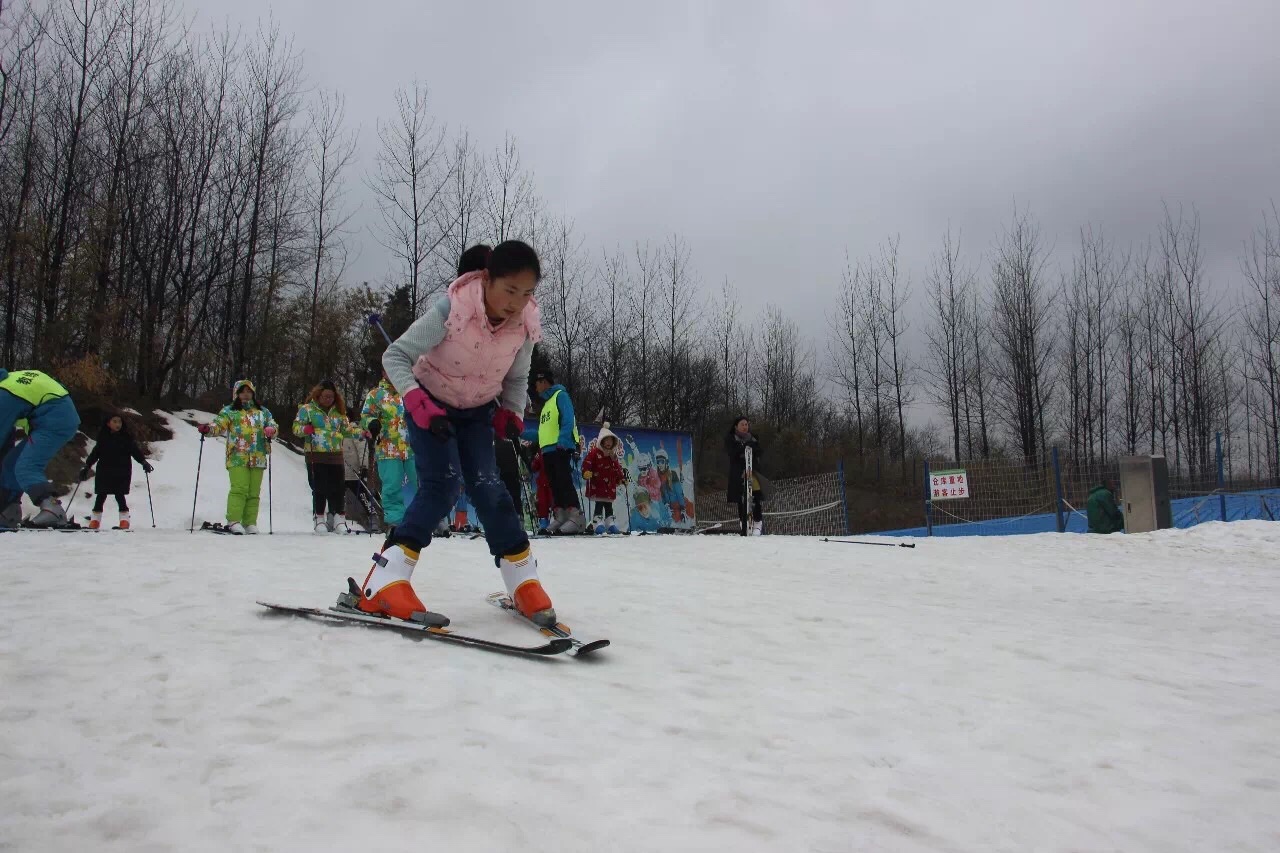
<box><xmin>1086</xmin><ymin>481</ymin><xmax>1124</xmax><ymax>534</ymax></box>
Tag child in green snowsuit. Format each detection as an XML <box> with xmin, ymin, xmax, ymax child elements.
<box><xmin>198</xmin><ymin>379</ymin><xmax>277</xmax><ymax>534</ymax></box>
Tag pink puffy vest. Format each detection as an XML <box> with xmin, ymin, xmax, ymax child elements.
<box><xmin>411</xmin><ymin>271</ymin><xmax>542</xmax><ymax>409</ymax></box>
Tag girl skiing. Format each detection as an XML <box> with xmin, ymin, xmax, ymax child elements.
<box><xmin>726</xmin><ymin>416</ymin><xmax>764</xmax><ymax>535</ymax></box>
<box><xmin>294</xmin><ymin>380</ymin><xmax>361</xmax><ymax>533</ymax></box>
<box><xmin>581</xmin><ymin>424</ymin><xmax>625</xmax><ymax>533</ymax></box>
<box><xmin>80</xmin><ymin>413</ymin><xmax>152</xmax><ymax>529</ymax></box>
<box><xmin>357</xmin><ymin>240</ymin><xmax>557</xmax><ymax>626</ymax></box>
<box><xmin>198</xmin><ymin>380</ymin><xmax>277</xmax><ymax>534</ymax></box>
<box><xmin>359</xmin><ymin>372</ymin><xmax>415</xmax><ymax>528</ymax></box>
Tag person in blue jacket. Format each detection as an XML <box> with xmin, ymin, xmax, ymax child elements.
<box><xmin>532</xmin><ymin>370</ymin><xmax>586</xmax><ymax>534</ymax></box>
<box><xmin>0</xmin><ymin>368</ymin><xmax>81</xmax><ymax>528</ymax></box>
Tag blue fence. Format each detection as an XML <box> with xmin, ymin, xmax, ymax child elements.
<box><xmin>877</xmin><ymin>488</ymin><xmax>1280</xmax><ymax>538</ymax></box>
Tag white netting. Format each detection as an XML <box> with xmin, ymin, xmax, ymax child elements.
<box><xmin>698</xmin><ymin>470</ymin><xmax>849</xmax><ymax>536</ymax></box>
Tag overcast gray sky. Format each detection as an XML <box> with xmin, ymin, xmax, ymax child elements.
<box><xmin>205</xmin><ymin>0</ymin><xmax>1279</xmax><ymax>416</ymax></box>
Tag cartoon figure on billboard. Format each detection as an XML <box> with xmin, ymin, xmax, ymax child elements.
<box><xmin>626</xmin><ymin>435</ymin><xmax>662</xmax><ymax>502</ymax></box>
<box><xmin>654</xmin><ymin>441</ymin><xmax>694</xmax><ymax>523</ymax></box>
<box><xmin>628</xmin><ymin>487</ymin><xmax>671</xmax><ymax>532</ymax></box>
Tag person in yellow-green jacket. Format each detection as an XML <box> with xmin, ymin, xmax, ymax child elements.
<box><xmin>359</xmin><ymin>372</ymin><xmax>416</xmax><ymax>528</ymax></box>
<box><xmin>294</xmin><ymin>379</ymin><xmax>361</xmax><ymax>534</ymax></box>
<box><xmin>197</xmin><ymin>379</ymin><xmax>277</xmax><ymax>534</ymax></box>
<box><xmin>0</xmin><ymin>368</ymin><xmax>81</xmax><ymax>528</ymax></box>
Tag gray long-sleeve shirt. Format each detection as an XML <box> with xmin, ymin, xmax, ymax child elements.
<box><xmin>382</xmin><ymin>294</ymin><xmax>534</xmax><ymax>415</ymax></box>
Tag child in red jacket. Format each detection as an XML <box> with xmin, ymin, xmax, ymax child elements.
<box><xmin>582</xmin><ymin>424</ymin><xmax>626</xmax><ymax>534</ymax></box>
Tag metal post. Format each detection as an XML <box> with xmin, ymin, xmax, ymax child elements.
<box><xmin>837</xmin><ymin>458</ymin><xmax>851</xmax><ymax>536</ymax></box>
<box><xmin>1051</xmin><ymin>446</ymin><xmax>1066</xmax><ymax>533</ymax></box>
<box><xmin>923</xmin><ymin>460</ymin><xmax>933</xmax><ymax>536</ymax></box>
<box><xmin>1217</xmin><ymin>431</ymin><xmax>1226</xmax><ymax>522</ymax></box>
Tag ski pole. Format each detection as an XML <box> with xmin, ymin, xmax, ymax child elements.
<box><xmin>190</xmin><ymin>435</ymin><xmax>205</xmax><ymax>533</ymax></box>
<box><xmin>267</xmin><ymin>440</ymin><xmax>274</xmax><ymax>535</ymax></box>
<box><xmin>145</xmin><ymin>469</ymin><xmax>156</xmax><ymax>527</ymax></box>
<box><xmin>820</xmin><ymin>537</ymin><xmax>917</xmax><ymax>549</ymax></box>
<box><xmin>368</xmin><ymin>313</ymin><xmax>393</xmax><ymax>346</ymax></box>
<box><xmin>65</xmin><ymin>473</ymin><xmax>85</xmax><ymax>519</ymax></box>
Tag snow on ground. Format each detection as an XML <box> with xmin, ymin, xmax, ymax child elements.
<box><xmin>2</xmin><ymin>418</ymin><xmax>1279</xmax><ymax>852</ymax></box>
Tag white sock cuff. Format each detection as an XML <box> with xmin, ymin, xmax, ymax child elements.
<box><xmin>500</xmin><ymin>548</ymin><xmax>539</xmax><ymax>596</ymax></box>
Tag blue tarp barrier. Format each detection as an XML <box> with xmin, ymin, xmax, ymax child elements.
<box><xmin>876</xmin><ymin>488</ymin><xmax>1280</xmax><ymax>538</ymax></box>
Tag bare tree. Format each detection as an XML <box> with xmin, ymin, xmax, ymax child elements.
<box><xmin>302</xmin><ymin>87</ymin><xmax>356</xmax><ymax>377</ymax></box>
<box><xmin>657</xmin><ymin>233</ymin><xmax>698</xmax><ymax>428</ymax></box>
<box><xmin>588</xmin><ymin>246</ymin><xmax>635</xmax><ymax>421</ymax></box>
<box><xmin>760</xmin><ymin>304</ymin><xmax>818</xmax><ymax>427</ymax></box>
<box><xmin>231</xmin><ymin>20</ymin><xmax>304</xmax><ymax>375</ymax></box>
<box><xmin>1114</xmin><ymin>247</ymin><xmax>1147</xmax><ymax>454</ymax></box>
<box><xmin>484</xmin><ymin>132</ymin><xmax>535</xmax><ymax>243</ymax></box>
<box><xmin>828</xmin><ymin>252</ymin><xmax>867</xmax><ymax>453</ymax></box>
<box><xmin>988</xmin><ymin>206</ymin><xmax>1056</xmax><ymax>465</ymax></box>
<box><xmin>876</xmin><ymin>235</ymin><xmax>913</xmax><ymax>460</ymax></box>
<box><xmin>629</xmin><ymin>241</ymin><xmax>659</xmax><ymax>425</ymax></box>
<box><xmin>964</xmin><ymin>290</ymin><xmax>993</xmax><ymax>458</ymax></box>
<box><xmin>712</xmin><ymin>277</ymin><xmax>748</xmax><ymax>416</ymax></box>
<box><xmin>368</xmin><ymin>80</ymin><xmax>452</xmax><ymax>313</ymax></box>
<box><xmin>923</xmin><ymin>229</ymin><xmax>975</xmax><ymax>461</ymax></box>
<box><xmin>433</xmin><ymin>129</ymin><xmax>484</xmax><ymax>282</ymax></box>
<box><xmin>541</xmin><ymin>216</ymin><xmax>590</xmax><ymax>395</ymax></box>
<box><xmin>32</xmin><ymin>0</ymin><xmax>125</xmax><ymax>359</ymax></box>
<box><xmin>1060</xmin><ymin>225</ymin><xmax>1125</xmax><ymax>462</ymax></box>
<box><xmin>1241</xmin><ymin>203</ymin><xmax>1280</xmax><ymax>482</ymax></box>
<box><xmin>1159</xmin><ymin>204</ymin><xmax>1229</xmax><ymax>479</ymax></box>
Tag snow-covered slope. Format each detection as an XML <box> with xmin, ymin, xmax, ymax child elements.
<box><xmin>1</xmin><ymin>416</ymin><xmax>1278</xmax><ymax>852</ymax></box>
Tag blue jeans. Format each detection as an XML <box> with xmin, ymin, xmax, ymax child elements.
<box><xmin>399</xmin><ymin>402</ymin><xmax>528</xmax><ymax>558</ymax></box>
<box><xmin>1</xmin><ymin>394</ymin><xmax>80</xmax><ymax>504</ymax></box>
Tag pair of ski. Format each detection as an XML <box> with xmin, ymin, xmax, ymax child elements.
<box><xmin>201</xmin><ymin>521</ymin><xmax>241</xmax><ymax>535</ymax></box>
<box><xmin>257</xmin><ymin>592</ymin><xmax>609</xmax><ymax>660</ymax></box>
<box><xmin>6</xmin><ymin>521</ymin><xmax>87</xmax><ymax>532</ymax></box>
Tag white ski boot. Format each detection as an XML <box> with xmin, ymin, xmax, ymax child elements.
<box><xmin>313</xmin><ymin>514</ymin><xmax>329</xmax><ymax>534</ymax></box>
<box><xmin>545</xmin><ymin>507</ymin><xmax>567</xmax><ymax>534</ymax></box>
<box><xmin>348</xmin><ymin>541</ymin><xmax>445</xmax><ymax>625</ymax></box>
<box><xmin>29</xmin><ymin>496</ymin><xmax>68</xmax><ymax>528</ymax></box>
<box><xmin>499</xmin><ymin>546</ymin><xmax>556</xmax><ymax>627</ymax></box>
<box><xmin>558</xmin><ymin>508</ymin><xmax>587</xmax><ymax>535</ymax></box>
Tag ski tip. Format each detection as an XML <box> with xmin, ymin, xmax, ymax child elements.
<box><xmin>572</xmin><ymin>639</ymin><xmax>611</xmax><ymax>656</ymax></box>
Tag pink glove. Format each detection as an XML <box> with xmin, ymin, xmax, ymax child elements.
<box><xmin>492</xmin><ymin>408</ymin><xmax>524</xmax><ymax>440</ymax></box>
<box><xmin>361</xmin><ymin>430</ymin><xmax>373</xmax><ymax>440</ymax></box>
<box><xmin>197</xmin><ymin>423</ymin><xmax>211</xmax><ymax>435</ymax></box>
<box><xmin>302</xmin><ymin>424</ymin><xmax>315</xmax><ymax>435</ymax></box>
<box><xmin>264</xmin><ymin>426</ymin><xmax>277</xmax><ymax>438</ymax></box>
<box><xmin>404</xmin><ymin>387</ymin><xmax>451</xmax><ymax>439</ymax></box>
